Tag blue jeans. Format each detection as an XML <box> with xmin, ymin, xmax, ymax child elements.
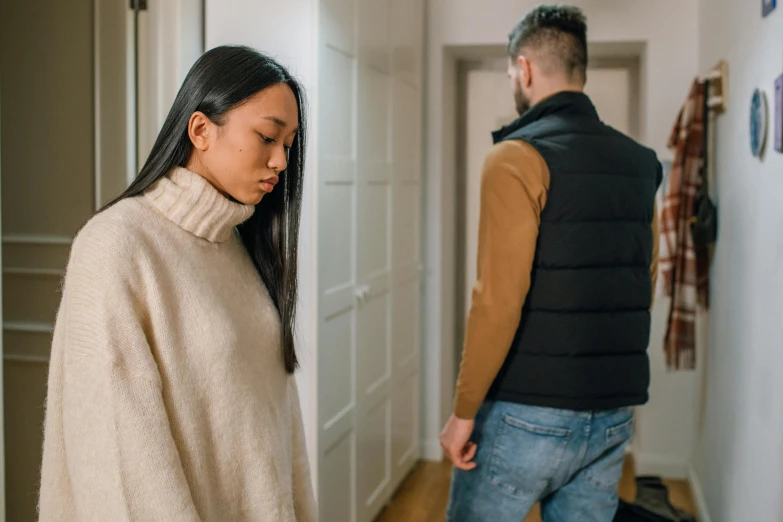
<box><xmin>447</xmin><ymin>401</ymin><xmax>634</xmax><ymax>522</ymax></box>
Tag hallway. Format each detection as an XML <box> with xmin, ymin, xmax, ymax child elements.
<box><xmin>375</xmin><ymin>457</ymin><xmax>696</xmax><ymax>522</ymax></box>
<box><xmin>1</xmin><ymin>0</ymin><xmax>782</xmax><ymax>520</ymax></box>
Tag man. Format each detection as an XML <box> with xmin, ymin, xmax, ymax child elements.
<box><xmin>440</xmin><ymin>5</ymin><xmax>661</xmax><ymax>521</ymax></box>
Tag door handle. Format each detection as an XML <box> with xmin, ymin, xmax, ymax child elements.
<box><xmin>355</xmin><ymin>284</ymin><xmax>371</xmax><ymax>303</ymax></box>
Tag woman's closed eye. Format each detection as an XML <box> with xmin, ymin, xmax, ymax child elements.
<box><xmin>260</xmin><ymin>134</ymin><xmax>292</xmax><ymax>153</ymax></box>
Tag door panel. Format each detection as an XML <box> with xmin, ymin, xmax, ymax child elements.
<box><xmin>320</xmin><ymin>182</ymin><xmax>354</xmax><ymax>292</ymax></box>
<box><xmin>357</xmin><ymin>400</ymin><xmax>390</xmax><ymax>509</ymax></box>
<box><xmin>320</xmin><ymin>310</ymin><xmax>354</xmax><ymax>423</ymax></box>
<box><xmin>391</xmin><ymin>368</ymin><xmax>418</xmax><ymax>471</ymax></box>
<box><xmin>359</xmin><ymin>0</ymin><xmax>389</xmax><ymax>74</ymax></box>
<box><xmin>322</xmin><ymin>0</ymin><xmax>356</xmax><ymax>57</ymax></box>
<box><xmin>320</xmin><ymin>432</ymin><xmax>355</xmax><ymax>522</ymax></box>
<box><xmin>389</xmin><ymin>0</ymin><xmax>423</xmax><ymax>493</ymax></box>
<box><xmin>355</xmin><ymin>34</ymin><xmax>393</xmax><ymax>522</ymax></box>
<box><xmin>392</xmin><ymin>80</ymin><xmax>421</xmax><ymax>182</ymax></box>
<box><xmin>392</xmin><ymin>278</ymin><xmax>418</xmax><ymax>369</ymax></box>
<box><xmin>357</xmin><ymin>294</ymin><xmax>389</xmax><ymax>393</ymax></box>
<box><xmin>317</xmin><ymin>0</ymin><xmax>359</xmax><ymax>519</ymax></box>
<box><xmin>359</xmin><ymin>184</ymin><xmax>390</xmax><ymax>278</ymax></box>
<box><xmin>392</xmin><ymin>184</ymin><xmax>419</xmax><ymax>270</ymax></box>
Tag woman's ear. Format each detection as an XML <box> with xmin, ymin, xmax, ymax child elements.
<box><xmin>188</xmin><ymin>112</ymin><xmax>212</xmax><ymax>152</ymax></box>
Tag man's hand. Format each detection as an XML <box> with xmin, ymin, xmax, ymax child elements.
<box><xmin>440</xmin><ymin>414</ymin><xmax>477</xmax><ymax>471</ymax></box>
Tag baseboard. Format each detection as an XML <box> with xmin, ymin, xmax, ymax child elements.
<box><xmin>688</xmin><ymin>465</ymin><xmax>712</xmax><ymax>522</ymax></box>
<box><xmin>634</xmin><ymin>452</ymin><xmax>689</xmax><ymax>480</ymax></box>
<box><xmin>420</xmin><ymin>438</ymin><xmax>443</xmax><ymax>461</ymax></box>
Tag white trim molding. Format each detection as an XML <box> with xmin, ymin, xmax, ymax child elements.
<box><xmin>3</xmin><ymin>354</ymin><xmax>49</xmax><ymax>365</ymax></box>
<box><xmin>3</xmin><ymin>267</ymin><xmax>63</xmax><ymax>277</ymax></box>
<box><xmin>688</xmin><ymin>465</ymin><xmax>712</xmax><ymax>522</ymax></box>
<box><xmin>2</xmin><ymin>234</ymin><xmax>72</xmax><ymax>245</ymax></box>
<box><xmin>420</xmin><ymin>437</ymin><xmax>443</xmax><ymax>462</ymax></box>
<box><xmin>3</xmin><ymin>322</ymin><xmax>54</xmax><ymax>334</ymax></box>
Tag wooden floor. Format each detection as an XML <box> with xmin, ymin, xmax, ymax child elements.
<box><xmin>375</xmin><ymin>457</ymin><xmax>696</xmax><ymax>522</ymax></box>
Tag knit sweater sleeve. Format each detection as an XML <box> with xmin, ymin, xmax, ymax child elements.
<box><xmin>56</xmin><ymin>218</ymin><xmax>201</xmax><ymax>521</ymax></box>
<box><xmin>289</xmin><ymin>377</ymin><xmax>318</xmax><ymax>521</ymax></box>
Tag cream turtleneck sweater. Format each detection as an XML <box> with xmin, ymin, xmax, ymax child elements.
<box><xmin>39</xmin><ymin>168</ymin><xmax>317</xmax><ymax>522</ymax></box>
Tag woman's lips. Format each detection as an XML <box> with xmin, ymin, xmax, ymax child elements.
<box><xmin>260</xmin><ymin>176</ymin><xmax>279</xmax><ymax>193</ymax></box>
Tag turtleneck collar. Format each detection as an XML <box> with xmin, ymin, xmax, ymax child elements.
<box><xmin>144</xmin><ymin>167</ymin><xmax>255</xmax><ymax>243</ymax></box>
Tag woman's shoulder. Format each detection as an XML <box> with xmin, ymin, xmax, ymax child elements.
<box><xmin>70</xmin><ymin>198</ymin><xmax>154</xmax><ymax>274</ymax></box>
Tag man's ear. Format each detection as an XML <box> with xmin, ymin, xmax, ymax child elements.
<box><xmin>518</xmin><ymin>55</ymin><xmax>533</xmax><ymax>88</ymax></box>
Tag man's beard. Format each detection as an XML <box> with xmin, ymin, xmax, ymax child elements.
<box><xmin>514</xmin><ymin>82</ymin><xmax>530</xmax><ymax>115</ymax></box>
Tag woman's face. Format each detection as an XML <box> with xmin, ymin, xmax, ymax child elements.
<box><xmin>186</xmin><ymin>83</ymin><xmax>299</xmax><ymax>205</ymax></box>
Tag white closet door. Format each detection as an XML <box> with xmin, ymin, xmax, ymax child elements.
<box><xmin>317</xmin><ymin>0</ymin><xmax>358</xmax><ymax>521</ymax></box>
<box><xmin>389</xmin><ymin>0</ymin><xmax>423</xmax><ymax>494</ymax></box>
<box><xmin>318</xmin><ymin>0</ymin><xmax>422</xmax><ymax>520</ymax></box>
<box><xmin>355</xmin><ymin>0</ymin><xmax>393</xmax><ymax>520</ymax></box>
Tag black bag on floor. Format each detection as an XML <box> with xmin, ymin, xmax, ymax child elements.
<box><xmin>613</xmin><ymin>476</ymin><xmax>696</xmax><ymax>522</ymax></box>
<box><xmin>614</xmin><ymin>500</ymin><xmax>677</xmax><ymax>522</ymax></box>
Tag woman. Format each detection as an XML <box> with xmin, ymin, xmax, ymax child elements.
<box><xmin>39</xmin><ymin>46</ymin><xmax>316</xmax><ymax>521</ymax></box>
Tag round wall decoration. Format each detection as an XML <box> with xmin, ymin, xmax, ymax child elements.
<box><xmin>750</xmin><ymin>88</ymin><xmax>768</xmax><ymax>157</ymax></box>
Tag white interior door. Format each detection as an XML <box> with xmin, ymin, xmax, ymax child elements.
<box><xmin>318</xmin><ymin>0</ymin><xmax>423</xmax><ymax>520</ymax></box>
<box><xmin>317</xmin><ymin>0</ymin><xmax>359</xmax><ymax>520</ymax></box>
<box><xmin>355</xmin><ymin>0</ymin><xmax>394</xmax><ymax>519</ymax></box>
<box><xmin>389</xmin><ymin>0</ymin><xmax>423</xmax><ymax>495</ymax></box>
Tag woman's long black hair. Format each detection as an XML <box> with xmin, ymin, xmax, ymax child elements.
<box><xmin>103</xmin><ymin>45</ymin><xmax>306</xmax><ymax>374</ymax></box>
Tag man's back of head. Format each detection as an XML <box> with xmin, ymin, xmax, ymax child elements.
<box><xmin>507</xmin><ymin>5</ymin><xmax>588</xmax><ymax>114</ymax></box>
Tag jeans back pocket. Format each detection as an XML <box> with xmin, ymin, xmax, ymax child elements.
<box><xmin>488</xmin><ymin>413</ymin><xmax>572</xmax><ymax>499</ymax></box>
<box><xmin>585</xmin><ymin>412</ymin><xmax>635</xmax><ymax>491</ymax></box>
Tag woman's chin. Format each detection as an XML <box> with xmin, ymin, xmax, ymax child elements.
<box><xmin>230</xmin><ymin>190</ymin><xmax>265</xmax><ymax>206</ymax></box>
<box><xmin>248</xmin><ymin>193</ymin><xmax>265</xmax><ymax>205</ymax></box>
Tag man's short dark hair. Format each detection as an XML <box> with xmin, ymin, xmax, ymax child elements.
<box><xmin>507</xmin><ymin>5</ymin><xmax>588</xmax><ymax>82</ymax></box>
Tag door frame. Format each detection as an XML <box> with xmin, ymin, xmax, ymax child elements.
<box><xmin>94</xmin><ymin>0</ymin><xmax>138</xmax><ymax>209</ymax></box>
<box><xmin>0</xmin><ymin>46</ymin><xmax>7</xmax><ymax>522</ymax></box>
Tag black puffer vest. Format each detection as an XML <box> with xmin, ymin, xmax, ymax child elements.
<box><xmin>486</xmin><ymin>92</ymin><xmax>662</xmax><ymax>411</ymax></box>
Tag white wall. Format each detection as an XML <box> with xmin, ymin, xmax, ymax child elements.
<box><xmin>423</xmin><ymin>0</ymin><xmax>701</xmax><ymax>470</ymax></box>
<box><xmin>206</xmin><ymin>0</ymin><xmax>321</xmax><ymax>489</ymax></box>
<box><xmin>693</xmin><ymin>1</ymin><xmax>783</xmax><ymax>520</ymax></box>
